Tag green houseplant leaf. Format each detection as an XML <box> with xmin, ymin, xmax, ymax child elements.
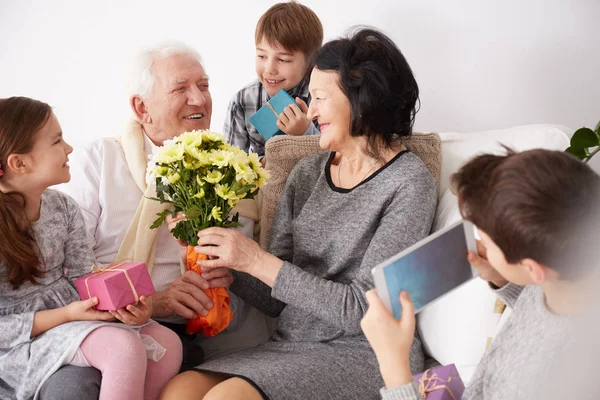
<box><xmin>570</xmin><ymin>128</ymin><xmax>599</xmax><ymax>149</ymax></box>
<box><xmin>565</xmin><ymin>146</ymin><xmax>588</xmax><ymax>160</ymax></box>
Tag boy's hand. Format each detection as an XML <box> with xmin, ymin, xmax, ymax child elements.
<box><xmin>66</xmin><ymin>297</ymin><xmax>115</xmax><ymax>322</ymax></box>
<box><xmin>277</xmin><ymin>98</ymin><xmax>310</xmax><ymax>136</ymax></box>
<box><xmin>468</xmin><ymin>250</ymin><xmax>509</xmax><ymax>288</ymax></box>
<box><xmin>361</xmin><ymin>290</ymin><xmax>414</xmax><ymax>388</ymax></box>
<box><xmin>110</xmin><ymin>295</ymin><xmax>153</xmax><ymax>326</ymax></box>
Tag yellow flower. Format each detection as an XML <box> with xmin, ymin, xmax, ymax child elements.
<box><xmin>196</xmin><ymin>175</ymin><xmax>204</xmax><ymax>186</ymax></box>
<box><xmin>204</xmin><ymin>170</ymin><xmax>224</xmax><ymax>184</ymax></box>
<box><xmin>210</xmin><ymin>206</ymin><xmax>222</xmax><ymax>222</ymax></box>
<box><xmin>193</xmin><ymin>188</ymin><xmax>205</xmax><ymax>199</ymax></box>
<box><xmin>255</xmin><ymin>170</ymin><xmax>270</xmax><ymax>188</ymax></box>
<box><xmin>156</xmin><ymin>142</ymin><xmax>185</xmax><ymax>164</ymax></box>
<box><xmin>166</xmin><ymin>172</ymin><xmax>181</xmax><ymax>184</ymax></box>
<box><xmin>210</xmin><ymin>150</ymin><xmax>234</xmax><ymax>168</ymax></box>
<box><xmin>176</xmin><ymin>130</ymin><xmax>203</xmax><ymax>147</ymax></box>
<box><xmin>152</xmin><ymin>166</ymin><xmax>169</xmax><ymax>177</ymax></box>
<box><xmin>227</xmin><ymin>198</ymin><xmax>238</xmax><ymax>207</ymax></box>
<box><xmin>183</xmin><ymin>155</ymin><xmax>202</xmax><ymax>170</ymax></box>
<box><xmin>233</xmin><ymin>160</ymin><xmax>257</xmax><ymax>183</ymax></box>
<box><xmin>215</xmin><ymin>183</ymin><xmax>238</xmax><ymax>200</ymax></box>
<box><xmin>202</xmin><ymin>131</ymin><xmax>225</xmax><ymax>143</ymax></box>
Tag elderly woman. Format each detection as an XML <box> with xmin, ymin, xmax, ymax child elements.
<box><xmin>161</xmin><ymin>28</ymin><xmax>437</xmax><ymax>400</ymax></box>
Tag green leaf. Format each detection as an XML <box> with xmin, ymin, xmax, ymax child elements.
<box><xmin>595</xmin><ymin>120</ymin><xmax>600</xmax><ymax>135</ymax></box>
<box><xmin>150</xmin><ymin>209</ymin><xmax>171</xmax><ymax>229</ymax></box>
<box><xmin>565</xmin><ymin>146</ymin><xmax>587</xmax><ymax>160</ymax></box>
<box><xmin>570</xmin><ymin>128</ymin><xmax>599</xmax><ymax>149</ymax></box>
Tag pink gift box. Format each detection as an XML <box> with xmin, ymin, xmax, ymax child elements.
<box><xmin>74</xmin><ymin>262</ymin><xmax>155</xmax><ymax>311</ymax></box>
<box><xmin>413</xmin><ymin>364</ymin><xmax>465</xmax><ymax>400</ymax></box>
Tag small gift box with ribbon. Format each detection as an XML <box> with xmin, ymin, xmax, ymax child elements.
<box><xmin>74</xmin><ymin>261</ymin><xmax>155</xmax><ymax>311</ymax></box>
<box><xmin>413</xmin><ymin>364</ymin><xmax>465</xmax><ymax>400</ymax></box>
<box><xmin>249</xmin><ymin>89</ymin><xmax>296</xmax><ymax>140</ymax></box>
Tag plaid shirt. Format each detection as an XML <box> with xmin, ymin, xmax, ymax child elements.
<box><xmin>223</xmin><ymin>78</ymin><xmax>320</xmax><ymax>157</ymax></box>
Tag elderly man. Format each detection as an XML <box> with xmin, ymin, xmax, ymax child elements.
<box><xmin>40</xmin><ymin>43</ymin><xmax>270</xmax><ymax>400</ymax></box>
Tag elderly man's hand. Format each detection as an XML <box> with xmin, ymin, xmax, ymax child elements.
<box><xmin>166</xmin><ymin>211</ymin><xmax>188</xmax><ymax>247</ymax></box>
<box><xmin>152</xmin><ymin>268</ymin><xmax>234</xmax><ymax>319</ymax></box>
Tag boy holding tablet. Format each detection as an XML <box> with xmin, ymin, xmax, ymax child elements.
<box><xmin>361</xmin><ymin>149</ymin><xmax>600</xmax><ymax>399</ymax></box>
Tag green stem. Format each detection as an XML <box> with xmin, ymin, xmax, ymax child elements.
<box><xmin>585</xmin><ymin>146</ymin><xmax>600</xmax><ymax>163</ymax></box>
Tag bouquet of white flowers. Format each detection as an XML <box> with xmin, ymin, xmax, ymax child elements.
<box><xmin>146</xmin><ymin>130</ymin><xmax>269</xmax><ymax>335</ymax></box>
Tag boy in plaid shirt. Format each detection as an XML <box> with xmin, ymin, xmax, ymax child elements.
<box><xmin>223</xmin><ymin>1</ymin><xmax>323</xmax><ymax>156</ymax></box>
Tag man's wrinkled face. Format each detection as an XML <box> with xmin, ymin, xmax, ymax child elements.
<box><xmin>141</xmin><ymin>53</ymin><xmax>212</xmax><ymax>145</ymax></box>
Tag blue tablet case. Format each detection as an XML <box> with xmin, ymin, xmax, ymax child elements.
<box><xmin>249</xmin><ymin>89</ymin><xmax>296</xmax><ymax>140</ymax></box>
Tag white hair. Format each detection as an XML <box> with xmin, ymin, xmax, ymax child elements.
<box><xmin>128</xmin><ymin>42</ymin><xmax>204</xmax><ymax>100</ymax></box>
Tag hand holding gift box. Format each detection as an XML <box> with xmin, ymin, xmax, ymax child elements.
<box><xmin>249</xmin><ymin>89</ymin><xmax>297</xmax><ymax>140</ymax></box>
<box><xmin>74</xmin><ymin>261</ymin><xmax>155</xmax><ymax>311</ymax></box>
<box><xmin>413</xmin><ymin>364</ymin><xmax>465</xmax><ymax>400</ymax></box>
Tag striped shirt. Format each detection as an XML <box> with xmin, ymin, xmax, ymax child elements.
<box><xmin>223</xmin><ymin>78</ymin><xmax>320</xmax><ymax>156</ymax></box>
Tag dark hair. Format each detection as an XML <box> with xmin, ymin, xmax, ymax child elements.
<box><xmin>0</xmin><ymin>97</ymin><xmax>52</xmax><ymax>289</ymax></box>
<box><xmin>314</xmin><ymin>27</ymin><xmax>419</xmax><ymax>156</ymax></box>
<box><xmin>452</xmin><ymin>148</ymin><xmax>600</xmax><ymax>280</ymax></box>
<box><xmin>255</xmin><ymin>1</ymin><xmax>323</xmax><ymax>67</ymax></box>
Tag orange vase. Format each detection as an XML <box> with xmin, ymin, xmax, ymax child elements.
<box><xmin>185</xmin><ymin>246</ymin><xmax>234</xmax><ymax>336</ymax></box>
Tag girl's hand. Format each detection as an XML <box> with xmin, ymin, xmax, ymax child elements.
<box><xmin>110</xmin><ymin>295</ymin><xmax>153</xmax><ymax>326</ymax></box>
<box><xmin>66</xmin><ymin>297</ymin><xmax>115</xmax><ymax>322</ymax></box>
<box><xmin>166</xmin><ymin>212</ymin><xmax>188</xmax><ymax>247</ymax></box>
<box><xmin>361</xmin><ymin>290</ymin><xmax>415</xmax><ymax>389</ymax></box>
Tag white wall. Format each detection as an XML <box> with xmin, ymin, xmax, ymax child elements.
<box><xmin>1</xmin><ymin>0</ymin><xmax>599</xmax><ymax>146</ymax></box>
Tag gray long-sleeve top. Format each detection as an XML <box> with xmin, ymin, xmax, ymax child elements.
<box><xmin>232</xmin><ymin>149</ymin><xmax>437</xmax><ymax>344</ymax></box>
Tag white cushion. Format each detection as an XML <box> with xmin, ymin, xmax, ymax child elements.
<box><xmin>438</xmin><ymin>124</ymin><xmax>572</xmax><ymax>196</ymax></box>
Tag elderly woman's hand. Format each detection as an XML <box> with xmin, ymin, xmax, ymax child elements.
<box><xmin>194</xmin><ymin>227</ymin><xmax>284</xmax><ymax>286</ymax></box>
<box><xmin>194</xmin><ymin>227</ymin><xmax>262</xmax><ymax>274</ymax></box>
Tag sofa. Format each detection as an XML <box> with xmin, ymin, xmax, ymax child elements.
<box><xmin>258</xmin><ymin>123</ymin><xmax>572</xmax><ymax>383</ymax></box>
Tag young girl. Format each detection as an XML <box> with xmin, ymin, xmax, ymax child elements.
<box><xmin>0</xmin><ymin>97</ymin><xmax>182</xmax><ymax>400</ymax></box>
<box><xmin>360</xmin><ymin>148</ymin><xmax>600</xmax><ymax>399</ymax></box>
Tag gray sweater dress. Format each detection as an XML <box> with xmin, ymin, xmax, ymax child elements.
<box><xmin>380</xmin><ymin>284</ymin><xmax>576</xmax><ymax>400</ymax></box>
<box><xmin>196</xmin><ymin>150</ymin><xmax>438</xmax><ymax>400</ymax></box>
<box><xmin>0</xmin><ymin>190</ymin><xmax>116</xmax><ymax>400</ymax></box>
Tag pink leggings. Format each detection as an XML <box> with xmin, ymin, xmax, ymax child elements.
<box><xmin>75</xmin><ymin>323</ymin><xmax>182</xmax><ymax>400</ymax></box>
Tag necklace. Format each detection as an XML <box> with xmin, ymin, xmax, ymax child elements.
<box><xmin>337</xmin><ymin>155</ymin><xmax>381</xmax><ymax>188</ymax></box>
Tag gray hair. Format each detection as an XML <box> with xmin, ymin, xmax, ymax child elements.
<box><xmin>128</xmin><ymin>42</ymin><xmax>204</xmax><ymax>100</ymax></box>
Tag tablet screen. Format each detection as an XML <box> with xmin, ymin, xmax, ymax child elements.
<box><xmin>383</xmin><ymin>222</ymin><xmax>475</xmax><ymax>318</ymax></box>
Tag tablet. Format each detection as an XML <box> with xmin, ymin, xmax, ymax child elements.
<box><xmin>371</xmin><ymin>219</ymin><xmax>478</xmax><ymax>318</ymax></box>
